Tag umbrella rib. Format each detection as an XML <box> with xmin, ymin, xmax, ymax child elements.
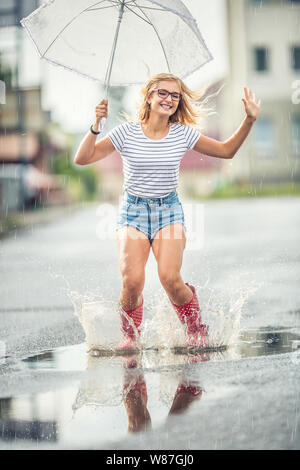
<box><xmin>132</xmin><ymin>1</ymin><xmax>171</xmax><ymax>72</ymax></box>
<box><xmin>124</xmin><ymin>4</ymin><xmax>152</xmax><ymax>24</ymax></box>
<box><xmin>42</xmin><ymin>0</ymin><xmax>113</xmax><ymax>57</ymax></box>
<box><xmin>86</xmin><ymin>6</ymin><xmax>119</xmax><ymax>11</ymax></box>
<box><xmin>132</xmin><ymin>5</ymin><xmax>168</xmax><ymax>12</ymax></box>
<box><xmin>87</xmin><ymin>0</ymin><xmax>120</xmax><ymax>8</ymax></box>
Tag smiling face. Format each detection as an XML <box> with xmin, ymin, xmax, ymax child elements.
<box><xmin>147</xmin><ymin>80</ymin><xmax>181</xmax><ymax>119</ymax></box>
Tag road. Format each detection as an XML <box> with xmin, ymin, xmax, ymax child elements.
<box><xmin>0</xmin><ymin>196</ymin><xmax>299</xmax><ymax>449</ymax></box>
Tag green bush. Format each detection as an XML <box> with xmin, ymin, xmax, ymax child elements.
<box><xmin>52</xmin><ymin>150</ymin><xmax>99</xmax><ymax>201</ymax></box>
<box><xmin>210</xmin><ymin>182</ymin><xmax>300</xmax><ymax>199</ymax></box>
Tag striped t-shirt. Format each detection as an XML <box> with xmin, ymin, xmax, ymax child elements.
<box><xmin>107</xmin><ymin>121</ymin><xmax>201</xmax><ymax>198</ymax></box>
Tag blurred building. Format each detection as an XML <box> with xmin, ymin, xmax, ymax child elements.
<box><xmin>0</xmin><ymin>0</ymin><xmax>71</xmax><ymax>214</ymax></box>
<box><xmin>220</xmin><ymin>0</ymin><xmax>300</xmax><ymax>185</ymax></box>
<box><xmin>0</xmin><ymin>85</ymin><xmax>70</xmax><ymax>213</ymax></box>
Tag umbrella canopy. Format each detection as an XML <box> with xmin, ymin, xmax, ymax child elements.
<box><xmin>21</xmin><ymin>0</ymin><xmax>213</xmax><ymax>88</ymax></box>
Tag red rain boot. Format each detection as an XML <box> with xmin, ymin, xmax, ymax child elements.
<box><xmin>172</xmin><ymin>284</ymin><xmax>209</xmax><ymax>349</ymax></box>
<box><xmin>116</xmin><ymin>296</ymin><xmax>143</xmax><ymax>352</ymax></box>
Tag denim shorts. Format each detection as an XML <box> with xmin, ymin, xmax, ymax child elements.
<box><xmin>117</xmin><ymin>191</ymin><xmax>186</xmax><ymax>245</ymax></box>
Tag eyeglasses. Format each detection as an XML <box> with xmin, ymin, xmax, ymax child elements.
<box><xmin>153</xmin><ymin>88</ymin><xmax>182</xmax><ymax>102</ymax></box>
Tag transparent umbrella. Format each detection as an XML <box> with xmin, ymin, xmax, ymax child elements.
<box><xmin>21</xmin><ymin>0</ymin><xmax>213</xmax><ymax>85</ymax></box>
<box><xmin>21</xmin><ymin>0</ymin><xmax>213</xmax><ymax>127</ymax></box>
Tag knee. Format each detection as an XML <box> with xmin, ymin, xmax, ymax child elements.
<box><xmin>121</xmin><ymin>269</ymin><xmax>145</xmax><ymax>294</ymax></box>
<box><xmin>158</xmin><ymin>268</ymin><xmax>181</xmax><ymax>292</ymax></box>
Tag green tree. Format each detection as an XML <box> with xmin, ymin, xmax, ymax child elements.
<box><xmin>52</xmin><ymin>139</ymin><xmax>100</xmax><ymax>202</ymax></box>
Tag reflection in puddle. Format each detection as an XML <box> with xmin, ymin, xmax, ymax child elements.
<box><xmin>238</xmin><ymin>327</ymin><xmax>300</xmax><ymax>358</ymax></box>
<box><xmin>0</xmin><ymin>351</ymin><xmax>211</xmax><ymax>447</ymax></box>
<box><xmin>23</xmin><ymin>352</ymin><xmax>55</xmax><ymax>369</ymax></box>
<box><xmin>73</xmin><ymin>351</ymin><xmax>211</xmax><ymax>437</ymax></box>
<box><xmin>0</xmin><ymin>326</ymin><xmax>299</xmax><ymax>448</ymax></box>
<box><xmin>0</xmin><ymin>418</ymin><xmax>57</xmax><ymax>442</ymax></box>
<box><xmin>121</xmin><ymin>353</ymin><xmax>208</xmax><ymax>434</ymax></box>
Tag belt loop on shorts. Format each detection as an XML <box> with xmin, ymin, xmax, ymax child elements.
<box><xmin>135</xmin><ymin>195</ymin><xmax>139</xmax><ymax>204</ymax></box>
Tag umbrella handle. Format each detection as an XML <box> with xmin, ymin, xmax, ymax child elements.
<box><xmin>98</xmin><ymin>118</ymin><xmax>106</xmax><ymax>133</ymax></box>
<box><xmin>98</xmin><ymin>85</ymin><xmax>109</xmax><ymax>133</ymax></box>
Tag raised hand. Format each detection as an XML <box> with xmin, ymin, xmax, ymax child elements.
<box><xmin>242</xmin><ymin>87</ymin><xmax>261</xmax><ymax>122</ymax></box>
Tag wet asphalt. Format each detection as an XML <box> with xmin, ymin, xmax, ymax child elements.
<box><xmin>0</xmin><ymin>196</ymin><xmax>299</xmax><ymax>450</ymax></box>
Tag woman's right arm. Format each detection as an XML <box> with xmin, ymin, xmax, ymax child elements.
<box><xmin>73</xmin><ymin>99</ymin><xmax>115</xmax><ymax>166</ymax></box>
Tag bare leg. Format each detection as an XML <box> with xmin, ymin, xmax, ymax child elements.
<box><xmin>152</xmin><ymin>224</ymin><xmax>192</xmax><ymax>306</ymax></box>
<box><xmin>117</xmin><ymin>226</ymin><xmax>151</xmax><ymax>311</ymax></box>
<box><xmin>152</xmin><ymin>224</ymin><xmax>208</xmax><ymax>349</ymax></box>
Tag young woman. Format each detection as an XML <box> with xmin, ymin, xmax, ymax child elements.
<box><xmin>74</xmin><ymin>73</ymin><xmax>261</xmax><ymax>351</ymax></box>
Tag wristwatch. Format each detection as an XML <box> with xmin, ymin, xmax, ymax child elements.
<box><xmin>90</xmin><ymin>125</ymin><xmax>101</xmax><ymax>135</ymax></box>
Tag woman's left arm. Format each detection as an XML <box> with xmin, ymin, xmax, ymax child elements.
<box><xmin>193</xmin><ymin>87</ymin><xmax>262</xmax><ymax>160</ymax></box>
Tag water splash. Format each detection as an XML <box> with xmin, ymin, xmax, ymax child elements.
<box><xmin>39</xmin><ymin>255</ymin><xmax>264</xmax><ymax>353</ymax></box>
<box><xmin>69</xmin><ymin>275</ymin><xmax>262</xmax><ymax>353</ymax></box>
<box><xmin>201</xmin><ymin>277</ymin><xmax>263</xmax><ymax>349</ymax></box>
<box><xmin>21</xmin><ymin>249</ymin><xmax>262</xmax><ymax>354</ymax></box>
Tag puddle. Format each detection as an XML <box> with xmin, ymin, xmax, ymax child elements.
<box><xmin>0</xmin><ymin>326</ymin><xmax>299</xmax><ymax>449</ymax></box>
<box><xmin>22</xmin><ymin>346</ymin><xmax>88</xmax><ymax>371</ymax></box>
<box><xmin>20</xmin><ymin>325</ymin><xmax>300</xmax><ymax>371</ymax></box>
<box><xmin>237</xmin><ymin>326</ymin><xmax>300</xmax><ymax>359</ymax></box>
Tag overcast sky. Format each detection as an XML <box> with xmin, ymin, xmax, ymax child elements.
<box><xmin>1</xmin><ymin>0</ymin><xmax>229</xmax><ymax>133</ymax></box>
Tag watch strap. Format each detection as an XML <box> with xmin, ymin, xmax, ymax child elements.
<box><xmin>90</xmin><ymin>124</ymin><xmax>101</xmax><ymax>135</ymax></box>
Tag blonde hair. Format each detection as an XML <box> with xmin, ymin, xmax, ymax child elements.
<box><xmin>121</xmin><ymin>73</ymin><xmax>218</xmax><ymax>130</ymax></box>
